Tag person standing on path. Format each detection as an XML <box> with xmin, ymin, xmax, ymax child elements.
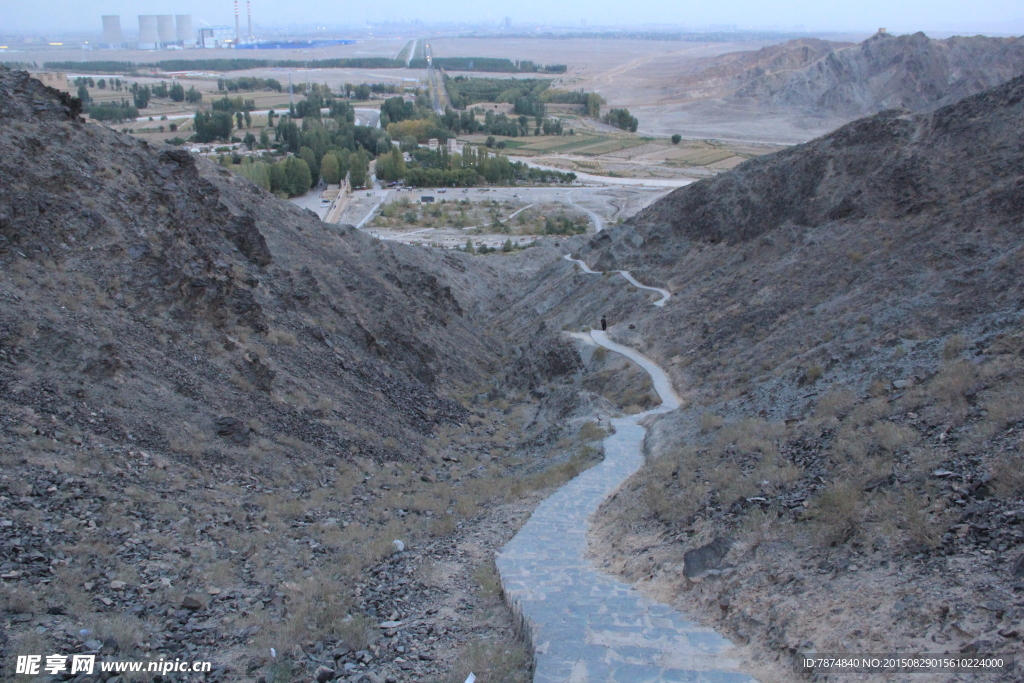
<box><xmin>601</xmin><ymin>315</ymin><xmax>607</xmax><ymax>331</ymax></box>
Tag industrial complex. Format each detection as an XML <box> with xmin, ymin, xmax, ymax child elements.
<box><xmin>97</xmin><ymin>2</ymin><xmax>356</xmax><ymax>51</ymax></box>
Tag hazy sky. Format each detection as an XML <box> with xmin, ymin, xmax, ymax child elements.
<box><xmin>2</xmin><ymin>0</ymin><xmax>1021</xmax><ymax>35</ymax></box>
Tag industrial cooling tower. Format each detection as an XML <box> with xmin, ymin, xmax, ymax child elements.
<box><xmin>138</xmin><ymin>15</ymin><xmax>159</xmax><ymax>49</ymax></box>
<box><xmin>101</xmin><ymin>15</ymin><xmax>123</xmax><ymax>47</ymax></box>
<box><xmin>175</xmin><ymin>15</ymin><xmax>195</xmax><ymax>46</ymax></box>
<box><xmin>157</xmin><ymin>15</ymin><xmax>176</xmax><ymax>46</ymax></box>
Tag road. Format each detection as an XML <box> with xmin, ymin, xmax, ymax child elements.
<box><xmin>507</xmin><ymin>155</ymin><xmax>694</xmax><ymax>188</ymax></box>
<box><xmin>567</xmin><ymin>191</ymin><xmax>605</xmax><ymax>232</ymax></box>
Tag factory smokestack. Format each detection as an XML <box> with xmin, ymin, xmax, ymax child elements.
<box><xmin>234</xmin><ymin>0</ymin><xmax>240</xmax><ymax>45</ymax></box>
<box><xmin>247</xmin><ymin>1</ymin><xmax>253</xmax><ymax>42</ymax></box>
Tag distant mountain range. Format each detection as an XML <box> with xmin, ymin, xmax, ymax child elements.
<box><xmin>679</xmin><ymin>31</ymin><xmax>1024</xmax><ymax>117</ymax></box>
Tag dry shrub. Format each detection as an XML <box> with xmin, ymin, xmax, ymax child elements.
<box><xmin>812</xmin><ymin>482</ymin><xmax>861</xmax><ymax>546</ymax></box>
<box><xmin>803</xmin><ymin>364</ymin><xmax>824</xmax><ymax>384</ymax></box>
<box><xmin>872</xmin><ymin>421</ymin><xmax>918</xmax><ymax>454</ymax></box>
<box><xmin>983</xmin><ymin>383</ymin><xmax>1024</xmax><ymax>431</ymax></box>
<box><xmin>9</xmin><ymin>631</ymin><xmax>54</xmax><ymax>682</ymax></box>
<box><xmin>871</xmin><ymin>489</ymin><xmax>941</xmax><ymax>549</ymax></box>
<box><xmin>709</xmin><ymin>463</ymin><xmax>760</xmax><ymax>506</ymax></box>
<box><xmin>578</xmin><ymin>421</ymin><xmax>607</xmax><ymax>442</ymax></box>
<box><xmin>335</xmin><ymin>614</ymin><xmax>377</xmax><ymax>652</ymax></box>
<box><xmin>509</xmin><ymin>446</ymin><xmax>601</xmax><ymax>498</ymax></box>
<box><xmin>942</xmin><ymin>333</ymin><xmax>969</xmax><ymax>360</ymax></box>
<box><xmin>472</xmin><ymin>561</ymin><xmax>502</xmax><ymax>597</ymax></box>
<box><xmin>845</xmin><ymin>398</ymin><xmax>889</xmax><ymax>428</ymax></box>
<box><xmin>713</xmin><ymin>417</ymin><xmax>782</xmax><ymax>457</ymax></box>
<box><xmin>750</xmin><ymin>458</ymin><xmax>803</xmax><ymax>491</ymax></box>
<box><xmin>990</xmin><ymin>453</ymin><xmax>1024</xmax><ymax>499</ymax></box>
<box><xmin>441</xmin><ymin>639</ymin><xmax>531</xmax><ymax>683</ymax></box>
<box><xmin>831</xmin><ymin>429</ymin><xmax>867</xmax><ymax>463</ymax></box>
<box><xmin>894</xmin><ymin>490</ymin><xmax>941</xmax><ymax>549</ymax></box>
<box><xmin>645</xmin><ymin>476</ymin><xmax>709</xmax><ymax>526</ymax></box>
<box><xmin>1</xmin><ymin>586</ymin><xmax>37</xmax><ymax>614</ymax></box>
<box><xmin>91</xmin><ymin>614</ymin><xmax>146</xmax><ymax>651</ymax></box>
<box><xmin>929</xmin><ymin>361</ymin><xmax>979</xmax><ymax>405</ymax></box>
<box><xmin>699</xmin><ymin>412</ymin><xmax>724</xmax><ymax>432</ymax></box>
<box><xmin>266</xmin><ymin>569</ymin><xmax>363</xmax><ymax>652</ymax></box>
<box><xmin>739</xmin><ymin>506</ymin><xmax>784</xmax><ymax>549</ymax></box>
<box><xmin>429</xmin><ymin>515</ymin><xmax>457</xmax><ymax>537</ymax></box>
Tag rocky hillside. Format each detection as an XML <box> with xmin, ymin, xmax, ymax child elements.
<box><xmin>728</xmin><ymin>31</ymin><xmax>1024</xmax><ymax>116</ymax></box>
<box><xmin>672</xmin><ymin>38</ymin><xmax>853</xmax><ymax>100</ymax></box>
<box><xmin>567</xmin><ymin>75</ymin><xmax>1024</xmax><ymax>675</ymax></box>
<box><xmin>0</xmin><ymin>66</ymin><xmax>667</xmax><ymax>683</ymax></box>
<box><xmin>0</xmin><ymin>66</ymin><xmax>502</xmax><ymax>467</ymax></box>
<box><xmin>0</xmin><ymin>66</ymin><xmax>574</xmax><ymax>682</ymax></box>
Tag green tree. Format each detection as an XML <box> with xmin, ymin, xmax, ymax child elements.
<box><xmin>284</xmin><ymin>157</ymin><xmax>312</xmax><ymax>197</ymax></box>
<box><xmin>243</xmin><ymin>132</ymin><xmax>256</xmax><ymax>149</ymax></box>
<box><xmin>349</xmin><ymin>152</ymin><xmax>368</xmax><ymax>188</ymax></box>
<box><xmin>671</xmin><ymin>133</ymin><xmax>682</xmax><ymax>144</ymax></box>
<box><xmin>269</xmin><ymin>162</ymin><xmax>287</xmax><ymax>194</ymax></box>
<box><xmin>585</xmin><ymin>92</ymin><xmax>603</xmax><ymax>118</ymax></box>
<box><xmin>193</xmin><ymin>111</ymin><xmax>233</xmax><ymax>143</ymax></box>
<box><xmin>185</xmin><ymin>86</ymin><xmax>202</xmax><ymax>103</ymax></box>
<box><xmin>259</xmin><ymin>129</ymin><xmax>270</xmax><ymax>149</ymax></box>
<box><xmin>76</xmin><ymin>84</ymin><xmax>91</xmax><ymax>104</ymax></box>
<box><xmin>602</xmin><ymin>108</ymin><xmax>638</xmax><ymax>132</ymax></box>
<box><xmin>132</xmin><ymin>84</ymin><xmax>151</xmax><ymax>109</ymax></box>
<box><xmin>375</xmin><ymin>147</ymin><xmax>406</xmax><ymax>183</ymax></box>
<box><xmin>299</xmin><ymin>147</ymin><xmax>319</xmax><ymax>187</ymax></box>
<box><xmin>320</xmin><ymin>153</ymin><xmax>341</xmax><ymax>184</ymax></box>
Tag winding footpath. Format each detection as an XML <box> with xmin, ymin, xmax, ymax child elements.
<box><xmin>494</xmin><ymin>256</ymin><xmax>755</xmax><ymax>683</ymax></box>
<box><xmin>563</xmin><ymin>254</ymin><xmax>672</xmax><ymax>307</ymax></box>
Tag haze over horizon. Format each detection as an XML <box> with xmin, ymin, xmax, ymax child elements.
<box><xmin>2</xmin><ymin>0</ymin><xmax>1021</xmax><ymax>37</ymax></box>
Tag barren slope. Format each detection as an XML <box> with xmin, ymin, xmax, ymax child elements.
<box><xmin>0</xmin><ymin>66</ymin><xmax>553</xmax><ymax>682</ymax></box>
<box><xmin>0</xmin><ymin>66</ymin><xmax>503</xmax><ymax>466</ymax></box>
<box><xmin>565</xmin><ymin>75</ymin><xmax>1024</xmax><ymax>677</ymax></box>
<box><xmin>729</xmin><ymin>31</ymin><xmax>1024</xmax><ymax>117</ymax></box>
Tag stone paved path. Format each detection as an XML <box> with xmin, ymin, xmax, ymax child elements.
<box><xmin>496</xmin><ymin>330</ymin><xmax>757</xmax><ymax>683</ymax></box>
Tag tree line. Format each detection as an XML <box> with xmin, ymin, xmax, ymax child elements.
<box><xmin>445</xmin><ymin>77</ymin><xmax>607</xmax><ymax>120</ymax></box>
<box><xmin>46</xmin><ymin>58</ymin><xmax>403</xmax><ymax>74</ymax></box>
<box><xmin>409</xmin><ymin>57</ymin><xmax>565</xmax><ymax>73</ymax></box>
<box><xmin>375</xmin><ymin>145</ymin><xmax>576</xmax><ymax>187</ymax></box>
<box><xmin>218</xmin><ymin>77</ymin><xmax>283</xmax><ymax>93</ymax></box>
<box><xmin>602</xmin><ymin>108</ymin><xmax>639</xmax><ymax>132</ymax></box>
